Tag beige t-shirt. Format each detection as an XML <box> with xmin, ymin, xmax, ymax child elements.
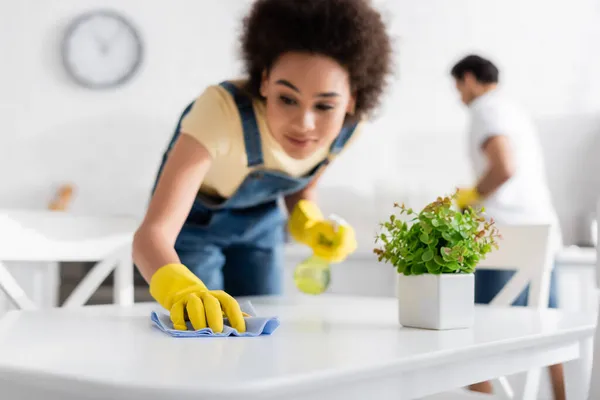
<box><xmin>179</xmin><ymin>81</ymin><xmax>362</xmax><ymax>199</ymax></box>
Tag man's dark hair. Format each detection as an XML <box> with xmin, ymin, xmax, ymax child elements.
<box><xmin>240</xmin><ymin>0</ymin><xmax>394</xmax><ymax>121</ymax></box>
<box><xmin>451</xmin><ymin>54</ymin><xmax>499</xmax><ymax>84</ymax></box>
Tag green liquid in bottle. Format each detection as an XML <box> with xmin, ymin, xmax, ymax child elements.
<box><xmin>294</xmin><ymin>255</ymin><xmax>331</xmax><ymax>295</ymax></box>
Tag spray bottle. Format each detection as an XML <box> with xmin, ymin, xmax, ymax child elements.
<box><xmin>293</xmin><ymin>214</ymin><xmax>346</xmax><ymax>295</ymax></box>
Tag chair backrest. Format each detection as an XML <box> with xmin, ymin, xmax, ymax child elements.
<box><xmin>587</xmin><ymin>200</ymin><xmax>600</xmax><ymax>399</ymax></box>
<box><xmin>476</xmin><ymin>224</ymin><xmax>553</xmax><ymax>308</ymax></box>
<box><xmin>0</xmin><ymin>209</ymin><xmax>138</xmax><ymax>262</ymax></box>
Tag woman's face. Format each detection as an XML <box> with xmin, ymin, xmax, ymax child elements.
<box><xmin>260</xmin><ymin>52</ymin><xmax>356</xmax><ymax>160</ymax></box>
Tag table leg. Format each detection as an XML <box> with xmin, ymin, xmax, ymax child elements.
<box><xmin>522</xmin><ymin>368</ymin><xmax>542</xmax><ymax>400</ymax></box>
<box><xmin>564</xmin><ymin>337</ymin><xmax>593</xmax><ymax>399</ymax></box>
<box><xmin>0</xmin><ymin>261</ymin><xmax>36</xmax><ymax>310</ymax></box>
<box><xmin>114</xmin><ymin>249</ymin><xmax>134</xmax><ymax>306</ymax></box>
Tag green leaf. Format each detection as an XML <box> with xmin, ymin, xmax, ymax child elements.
<box><xmin>420</xmin><ymin>232</ymin><xmax>430</xmax><ymax>244</ymax></box>
<box><xmin>426</xmin><ymin>259</ymin><xmax>440</xmax><ymax>274</ymax></box>
<box><xmin>413</xmin><ymin>248</ymin><xmax>424</xmax><ymax>261</ymax></box>
<box><xmin>447</xmin><ymin>262</ymin><xmax>460</xmax><ymax>271</ymax></box>
<box><xmin>396</xmin><ymin>259</ymin><xmax>406</xmax><ymax>274</ymax></box>
<box><xmin>421</xmin><ymin>223</ymin><xmax>432</xmax><ymax>234</ymax></box>
<box><xmin>422</xmin><ymin>249</ymin><xmax>434</xmax><ymax>262</ymax></box>
<box><xmin>434</xmin><ymin>254</ymin><xmax>445</xmax><ymax>266</ymax></box>
<box><xmin>413</xmin><ymin>262</ymin><xmax>427</xmax><ymax>275</ymax></box>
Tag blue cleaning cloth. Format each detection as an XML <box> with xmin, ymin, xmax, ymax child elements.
<box><xmin>150</xmin><ymin>300</ymin><xmax>280</xmax><ymax>337</ymax></box>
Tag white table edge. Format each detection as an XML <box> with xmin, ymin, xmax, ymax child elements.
<box><xmin>0</xmin><ymin>305</ymin><xmax>595</xmax><ymax>400</ymax></box>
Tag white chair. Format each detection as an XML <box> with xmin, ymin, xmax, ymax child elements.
<box><xmin>423</xmin><ymin>224</ymin><xmax>555</xmax><ymax>400</ymax></box>
<box><xmin>0</xmin><ymin>209</ymin><xmax>139</xmax><ymax>311</ymax></box>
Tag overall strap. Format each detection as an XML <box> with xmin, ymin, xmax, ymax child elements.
<box><xmin>152</xmin><ymin>101</ymin><xmax>195</xmax><ymax>195</ymax></box>
<box><xmin>328</xmin><ymin>121</ymin><xmax>359</xmax><ymax>159</ymax></box>
<box><xmin>168</xmin><ymin>101</ymin><xmax>195</xmax><ymax>153</ymax></box>
<box><xmin>219</xmin><ymin>81</ymin><xmax>264</xmax><ymax>167</ymax></box>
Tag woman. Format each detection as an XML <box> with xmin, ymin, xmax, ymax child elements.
<box><xmin>133</xmin><ymin>0</ymin><xmax>393</xmax><ymax>333</ymax></box>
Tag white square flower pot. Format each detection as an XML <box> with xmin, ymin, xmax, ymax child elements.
<box><xmin>397</xmin><ymin>273</ymin><xmax>475</xmax><ymax>330</ymax></box>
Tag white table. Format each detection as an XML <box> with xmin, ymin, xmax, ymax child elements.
<box><xmin>0</xmin><ymin>295</ymin><xmax>595</xmax><ymax>400</ymax></box>
<box><xmin>0</xmin><ymin>209</ymin><xmax>139</xmax><ymax>310</ymax></box>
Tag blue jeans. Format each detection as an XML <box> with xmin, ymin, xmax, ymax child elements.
<box><xmin>174</xmin><ymin>200</ymin><xmax>287</xmax><ymax>296</ymax></box>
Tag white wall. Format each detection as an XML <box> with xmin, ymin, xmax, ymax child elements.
<box><xmin>1</xmin><ymin>0</ymin><xmax>600</xmax><ymax>244</ymax></box>
<box><xmin>0</xmin><ymin>0</ymin><xmax>249</xmax><ymax>217</ymax></box>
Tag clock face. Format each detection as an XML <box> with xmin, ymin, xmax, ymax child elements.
<box><xmin>62</xmin><ymin>10</ymin><xmax>143</xmax><ymax>89</ymax></box>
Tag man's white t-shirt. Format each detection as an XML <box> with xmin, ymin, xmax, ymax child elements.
<box><xmin>467</xmin><ymin>88</ymin><xmax>563</xmax><ymax>253</ymax></box>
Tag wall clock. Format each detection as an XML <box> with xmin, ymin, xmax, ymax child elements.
<box><xmin>61</xmin><ymin>10</ymin><xmax>144</xmax><ymax>89</ymax></box>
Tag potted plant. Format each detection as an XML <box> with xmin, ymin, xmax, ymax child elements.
<box><xmin>374</xmin><ymin>193</ymin><xmax>500</xmax><ymax>330</ymax></box>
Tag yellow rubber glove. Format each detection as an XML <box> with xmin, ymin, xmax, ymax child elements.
<box><xmin>289</xmin><ymin>200</ymin><xmax>357</xmax><ymax>263</ymax></box>
<box><xmin>149</xmin><ymin>263</ymin><xmax>246</xmax><ymax>333</ymax></box>
<box><xmin>455</xmin><ymin>187</ymin><xmax>481</xmax><ymax>210</ymax></box>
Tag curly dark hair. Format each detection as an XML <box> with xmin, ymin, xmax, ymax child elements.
<box><xmin>240</xmin><ymin>0</ymin><xmax>394</xmax><ymax>121</ymax></box>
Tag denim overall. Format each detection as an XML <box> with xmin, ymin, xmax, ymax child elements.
<box><xmin>153</xmin><ymin>81</ymin><xmax>358</xmax><ymax>296</ymax></box>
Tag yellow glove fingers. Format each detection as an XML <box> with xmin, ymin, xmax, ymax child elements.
<box><xmin>186</xmin><ymin>293</ymin><xmax>208</xmax><ymax>331</ymax></box>
<box><xmin>295</xmin><ymin>200</ymin><xmax>325</xmax><ymax>222</ymax></box>
<box><xmin>289</xmin><ymin>200</ymin><xmax>324</xmax><ymax>243</ymax></box>
<box><xmin>306</xmin><ymin>222</ymin><xmax>335</xmax><ymax>248</ymax></box>
<box><xmin>311</xmin><ymin>225</ymin><xmax>337</xmax><ymax>260</ymax></box>
<box><xmin>318</xmin><ymin>223</ymin><xmax>337</xmax><ymax>245</ymax></box>
<box><xmin>313</xmin><ymin>246</ymin><xmax>336</xmax><ymax>261</ymax></box>
<box><xmin>456</xmin><ymin>187</ymin><xmax>481</xmax><ymax>209</ymax></box>
<box><xmin>200</xmin><ymin>292</ymin><xmax>224</xmax><ymax>333</ymax></box>
<box><xmin>210</xmin><ymin>290</ymin><xmax>246</xmax><ymax>333</ymax></box>
<box><xmin>288</xmin><ymin>200</ymin><xmax>357</xmax><ymax>263</ymax></box>
<box><xmin>308</xmin><ymin>221</ymin><xmax>356</xmax><ymax>262</ymax></box>
<box><xmin>336</xmin><ymin>225</ymin><xmax>357</xmax><ymax>252</ymax></box>
<box><xmin>314</xmin><ymin>246</ymin><xmax>345</xmax><ymax>263</ymax></box>
<box><xmin>170</xmin><ymin>299</ymin><xmax>188</xmax><ymax>331</ymax></box>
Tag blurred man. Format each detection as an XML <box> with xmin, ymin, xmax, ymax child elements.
<box><xmin>451</xmin><ymin>54</ymin><xmax>564</xmax><ymax>399</ymax></box>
